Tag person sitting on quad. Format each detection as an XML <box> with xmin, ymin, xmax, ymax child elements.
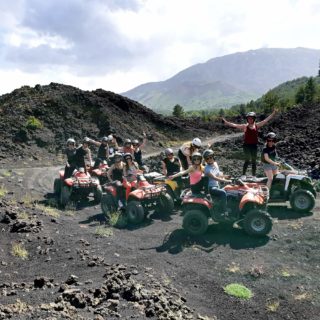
<box><xmin>169</xmin><ymin>152</ymin><xmax>205</xmax><ymax>195</ymax></box>
<box><xmin>107</xmin><ymin>135</ymin><xmax>119</xmax><ymax>163</ymax></box>
<box><xmin>74</xmin><ymin>137</ymin><xmax>92</xmax><ymax>172</ymax></box>
<box><xmin>64</xmin><ymin>138</ymin><xmax>77</xmax><ymax>179</ymax></box>
<box><xmin>132</xmin><ymin>131</ymin><xmax>147</xmax><ymax>169</ymax></box>
<box><xmin>262</xmin><ymin>132</ymin><xmax>280</xmax><ymax>189</ymax></box>
<box><xmin>123</xmin><ymin>153</ymin><xmax>143</xmax><ymax>199</ymax></box>
<box><xmin>88</xmin><ymin>136</ymin><xmax>109</xmax><ymax>168</ymax></box>
<box><xmin>203</xmin><ymin>149</ymin><xmax>232</xmax><ymax>216</ymax></box>
<box><xmin>222</xmin><ymin>110</ymin><xmax>277</xmax><ymax>178</ymax></box>
<box><xmin>121</xmin><ymin>139</ymin><xmax>134</xmax><ymax>156</ymax></box>
<box><xmin>178</xmin><ymin>138</ymin><xmax>202</xmax><ymax>170</ymax></box>
<box><xmin>107</xmin><ymin>152</ymin><xmax>126</xmax><ymax>208</ymax></box>
<box><xmin>162</xmin><ymin>148</ymin><xmax>182</xmax><ymax>176</ymax></box>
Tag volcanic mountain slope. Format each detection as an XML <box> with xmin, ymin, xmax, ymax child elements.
<box><xmin>0</xmin><ymin>83</ymin><xmax>228</xmax><ymax>166</ymax></box>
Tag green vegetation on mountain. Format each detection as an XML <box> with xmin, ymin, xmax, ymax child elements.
<box><xmin>123</xmin><ymin>48</ymin><xmax>320</xmax><ymax>112</ymax></box>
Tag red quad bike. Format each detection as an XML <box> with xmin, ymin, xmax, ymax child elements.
<box><xmin>101</xmin><ymin>174</ymin><xmax>174</xmax><ymax>224</ymax></box>
<box><xmin>53</xmin><ymin>168</ymin><xmax>103</xmax><ymax>208</ymax></box>
<box><xmin>181</xmin><ymin>179</ymin><xmax>272</xmax><ymax>237</ymax></box>
<box><xmin>89</xmin><ymin>161</ymin><xmax>110</xmax><ymax>185</ymax></box>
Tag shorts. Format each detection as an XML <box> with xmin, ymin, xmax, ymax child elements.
<box><xmin>263</xmin><ymin>163</ymin><xmax>278</xmax><ymax>171</ymax></box>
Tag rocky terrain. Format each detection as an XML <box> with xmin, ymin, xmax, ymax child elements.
<box><xmin>0</xmin><ymin>86</ymin><xmax>320</xmax><ymax>319</ymax></box>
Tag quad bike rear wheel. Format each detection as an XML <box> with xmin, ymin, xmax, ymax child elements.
<box><xmin>157</xmin><ymin>193</ymin><xmax>174</xmax><ymax>215</ymax></box>
<box><xmin>289</xmin><ymin>189</ymin><xmax>315</xmax><ymax>213</ymax></box>
<box><xmin>60</xmin><ymin>185</ymin><xmax>71</xmax><ymax>208</ymax></box>
<box><xmin>101</xmin><ymin>194</ymin><xmax>117</xmax><ymax>219</ymax></box>
<box><xmin>182</xmin><ymin>210</ymin><xmax>208</xmax><ymax>236</ymax></box>
<box><xmin>53</xmin><ymin>178</ymin><xmax>61</xmax><ymax>195</ymax></box>
<box><xmin>243</xmin><ymin>209</ymin><xmax>272</xmax><ymax>236</ymax></box>
<box><xmin>126</xmin><ymin>201</ymin><xmax>144</xmax><ymax>224</ymax></box>
<box><xmin>93</xmin><ymin>185</ymin><xmax>103</xmax><ymax>203</ymax></box>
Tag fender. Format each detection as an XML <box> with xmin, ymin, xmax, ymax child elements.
<box><xmin>129</xmin><ymin>189</ymin><xmax>146</xmax><ymax>200</ymax></box>
<box><xmin>239</xmin><ymin>192</ymin><xmax>264</xmax><ymax>210</ymax></box>
<box><xmin>165</xmin><ymin>179</ymin><xmax>178</xmax><ymax>191</ymax></box>
<box><xmin>91</xmin><ymin>169</ymin><xmax>102</xmax><ymax>176</ymax></box>
<box><xmin>104</xmin><ymin>185</ymin><xmax>117</xmax><ymax>197</ymax></box>
<box><xmin>182</xmin><ymin>197</ymin><xmax>213</xmax><ymax>209</ymax></box>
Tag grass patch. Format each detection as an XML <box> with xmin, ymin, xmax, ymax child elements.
<box><xmin>1</xmin><ymin>170</ymin><xmax>12</xmax><ymax>177</ymax></box>
<box><xmin>25</xmin><ymin>116</ymin><xmax>43</xmax><ymax>130</ymax></box>
<box><xmin>36</xmin><ymin>204</ymin><xmax>60</xmax><ymax>218</ymax></box>
<box><xmin>95</xmin><ymin>226</ymin><xmax>113</xmax><ymax>237</ymax></box>
<box><xmin>17</xmin><ymin>211</ymin><xmax>30</xmax><ymax>220</ymax></box>
<box><xmin>226</xmin><ymin>262</ymin><xmax>240</xmax><ymax>273</ymax></box>
<box><xmin>108</xmin><ymin>210</ymin><xmax>128</xmax><ymax>228</ymax></box>
<box><xmin>293</xmin><ymin>292</ymin><xmax>311</xmax><ymax>301</ymax></box>
<box><xmin>266</xmin><ymin>299</ymin><xmax>280</xmax><ymax>312</ymax></box>
<box><xmin>21</xmin><ymin>193</ymin><xmax>36</xmax><ymax>207</ymax></box>
<box><xmin>0</xmin><ymin>185</ymin><xmax>7</xmax><ymax>197</ymax></box>
<box><xmin>281</xmin><ymin>269</ymin><xmax>292</xmax><ymax>277</ymax></box>
<box><xmin>224</xmin><ymin>283</ymin><xmax>253</xmax><ymax>300</ymax></box>
<box><xmin>11</xmin><ymin>243</ymin><xmax>28</xmax><ymax>260</ymax></box>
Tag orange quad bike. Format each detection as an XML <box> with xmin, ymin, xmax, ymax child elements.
<box><xmin>101</xmin><ymin>174</ymin><xmax>174</xmax><ymax>224</ymax></box>
<box><xmin>53</xmin><ymin>167</ymin><xmax>102</xmax><ymax>208</ymax></box>
<box><xmin>89</xmin><ymin>161</ymin><xmax>110</xmax><ymax>185</ymax></box>
<box><xmin>181</xmin><ymin>178</ymin><xmax>272</xmax><ymax>237</ymax></box>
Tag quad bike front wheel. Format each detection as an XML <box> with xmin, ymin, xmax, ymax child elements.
<box><xmin>60</xmin><ymin>185</ymin><xmax>71</xmax><ymax>208</ymax></box>
<box><xmin>289</xmin><ymin>189</ymin><xmax>315</xmax><ymax>213</ymax></box>
<box><xmin>93</xmin><ymin>185</ymin><xmax>103</xmax><ymax>203</ymax></box>
<box><xmin>101</xmin><ymin>194</ymin><xmax>117</xmax><ymax>219</ymax></box>
<box><xmin>126</xmin><ymin>201</ymin><xmax>144</xmax><ymax>224</ymax></box>
<box><xmin>182</xmin><ymin>210</ymin><xmax>208</xmax><ymax>236</ymax></box>
<box><xmin>53</xmin><ymin>178</ymin><xmax>61</xmax><ymax>195</ymax></box>
<box><xmin>157</xmin><ymin>193</ymin><xmax>174</xmax><ymax>215</ymax></box>
<box><xmin>243</xmin><ymin>209</ymin><xmax>272</xmax><ymax>237</ymax></box>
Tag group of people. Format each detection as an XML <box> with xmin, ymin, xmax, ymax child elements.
<box><xmin>63</xmin><ymin>109</ymin><xmax>279</xmax><ymax>213</ymax></box>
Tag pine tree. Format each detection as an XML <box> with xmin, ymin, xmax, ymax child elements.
<box><xmin>172</xmin><ymin>104</ymin><xmax>184</xmax><ymax>118</ymax></box>
<box><xmin>304</xmin><ymin>77</ymin><xmax>316</xmax><ymax>103</ymax></box>
<box><xmin>295</xmin><ymin>86</ymin><xmax>305</xmax><ymax>104</ymax></box>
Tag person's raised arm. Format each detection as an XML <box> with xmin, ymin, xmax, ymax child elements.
<box><xmin>222</xmin><ymin>117</ymin><xmax>246</xmax><ymax>130</ymax></box>
<box><xmin>139</xmin><ymin>131</ymin><xmax>147</xmax><ymax>149</ymax></box>
<box><xmin>161</xmin><ymin>161</ymin><xmax>167</xmax><ymax>176</ymax></box>
<box><xmin>256</xmin><ymin>109</ymin><xmax>277</xmax><ymax>128</ymax></box>
<box><xmin>88</xmin><ymin>138</ymin><xmax>101</xmax><ymax>147</ymax></box>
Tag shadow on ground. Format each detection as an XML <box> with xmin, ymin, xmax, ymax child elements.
<box><xmin>268</xmin><ymin>205</ymin><xmax>313</xmax><ymax>220</ymax></box>
<box><xmin>143</xmin><ymin>223</ymin><xmax>270</xmax><ymax>255</ymax></box>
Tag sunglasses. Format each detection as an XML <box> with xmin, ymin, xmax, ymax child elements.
<box><xmin>205</xmin><ymin>156</ymin><xmax>214</xmax><ymax>160</ymax></box>
<box><xmin>125</xmin><ymin>157</ymin><xmax>132</xmax><ymax>161</ymax></box>
<box><xmin>193</xmin><ymin>157</ymin><xmax>202</xmax><ymax>161</ymax></box>
<box><xmin>132</xmin><ymin>144</ymin><xmax>138</xmax><ymax>146</ymax></box>
<box><xmin>267</xmin><ymin>139</ymin><xmax>275</xmax><ymax>142</ymax></box>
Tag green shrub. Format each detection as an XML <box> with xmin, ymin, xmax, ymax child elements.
<box><xmin>224</xmin><ymin>283</ymin><xmax>253</xmax><ymax>299</ymax></box>
<box><xmin>25</xmin><ymin>116</ymin><xmax>43</xmax><ymax>130</ymax></box>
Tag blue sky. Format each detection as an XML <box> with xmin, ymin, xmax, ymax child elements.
<box><xmin>0</xmin><ymin>0</ymin><xmax>319</xmax><ymax>94</ymax></box>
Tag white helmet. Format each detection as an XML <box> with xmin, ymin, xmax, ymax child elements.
<box><xmin>67</xmin><ymin>138</ymin><xmax>75</xmax><ymax>145</ymax></box>
<box><xmin>192</xmin><ymin>138</ymin><xmax>202</xmax><ymax>147</ymax></box>
<box><xmin>107</xmin><ymin>135</ymin><xmax>113</xmax><ymax>141</ymax></box>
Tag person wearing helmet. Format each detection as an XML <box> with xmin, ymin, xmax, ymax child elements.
<box><xmin>74</xmin><ymin>137</ymin><xmax>92</xmax><ymax>172</ymax></box>
<box><xmin>121</xmin><ymin>139</ymin><xmax>134</xmax><ymax>156</ymax></box>
<box><xmin>123</xmin><ymin>153</ymin><xmax>143</xmax><ymax>200</ymax></box>
<box><xmin>107</xmin><ymin>134</ymin><xmax>119</xmax><ymax>163</ymax></box>
<box><xmin>132</xmin><ymin>131</ymin><xmax>147</xmax><ymax>168</ymax></box>
<box><xmin>262</xmin><ymin>132</ymin><xmax>280</xmax><ymax>189</ymax></box>
<box><xmin>162</xmin><ymin>148</ymin><xmax>182</xmax><ymax>176</ymax></box>
<box><xmin>222</xmin><ymin>109</ymin><xmax>277</xmax><ymax>177</ymax></box>
<box><xmin>203</xmin><ymin>149</ymin><xmax>232</xmax><ymax>217</ymax></box>
<box><xmin>169</xmin><ymin>151</ymin><xmax>205</xmax><ymax>195</ymax></box>
<box><xmin>178</xmin><ymin>137</ymin><xmax>202</xmax><ymax>170</ymax></box>
<box><xmin>64</xmin><ymin>138</ymin><xmax>77</xmax><ymax>179</ymax></box>
<box><xmin>107</xmin><ymin>152</ymin><xmax>126</xmax><ymax>208</ymax></box>
<box><xmin>87</xmin><ymin>136</ymin><xmax>109</xmax><ymax>168</ymax></box>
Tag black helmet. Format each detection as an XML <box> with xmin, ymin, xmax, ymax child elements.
<box><xmin>203</xmin><ymin>149</ymin><xmax>214</xmax><ymax>160</ymax></box>
<box><xmin>266</xmin><ymin>132</ymin><xmax>276</xmax><ymax>140</ymax></box>
<box><xmin>132</xmin><ymin>139</ymin><xmax>139</xmax><ymax>145</ymax></box>
<box><xmin>124</xmin><ymin>139</ymin><xmax>132</xmax><ymax>145</ymax></box>
<box><xmin>246</xmin><ymin>111</ymin><xmax>256</xmax><ymax>119</ymax></box>
<box><xmin>165</xmin><ymin>148</ymin><xmax>174</xmax><ymax>156</ymax></box>
<box><xmin>191</xmin><ymin>152</ymin><xmax>202</xmax><ymax>163</ymax></box>
<box><xmin>123</xmin><ymin>153</ymin><xmax>133</xmax><ymax>161</ymax></box>
<box><xmin>101</xmin><ymin>136</ymin><xmax>108</xmax><ymax>142</ymax></box>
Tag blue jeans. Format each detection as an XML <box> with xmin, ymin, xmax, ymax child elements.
<box><xmin>209</xmin><ymin>187</ymin><xmax>227</xmax><ymax>212</ymax></box>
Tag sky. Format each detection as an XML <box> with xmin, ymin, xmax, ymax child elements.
<box><xmin>0</xmin><ymin>0</ymin><xmax>320</xmax><ymax>95</ymax></box>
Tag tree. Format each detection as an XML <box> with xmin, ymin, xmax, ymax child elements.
<box><xmin>295</xmin><ymin>86</ymin><xmax>305</xmax><ymax>104</ymax></box>
<box><xmin>262</xmin><ymin>91</ymin><xmax>279</xmax><ymax>114</ymax></box>
<box><xmin>218</xmin><ymin>108</ymin><xmax>225</xmax><ymax>117</ymax></box>
<box><xmin>304</xmin><ymin>77</ymin><xmax>316</xmax><ymax>103</ymax></box>
<box><xmin>318</xmin><ymin>59</ymin><xmax>320</xmax><ymax>77</ymax></box>
<box><xmin>172</xmin><ymin>104</ymin><xmax>184</xmax><ymax>118</ymax></box>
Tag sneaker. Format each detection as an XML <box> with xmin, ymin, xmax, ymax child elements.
<box><xmin>240</xmin><ymin>175</ymin><xmax>246</xmax><ymax>180</ymax></box>
<box><xmin>118</xmin><ymin>200</ymin><xmax>124</xmax><ymax>208</ymax></box>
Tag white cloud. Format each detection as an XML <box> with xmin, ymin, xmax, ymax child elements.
<box><xmin>0</xmin><ymin>0</ymin><xmax>320</xmax><ymax>95</ymax></box>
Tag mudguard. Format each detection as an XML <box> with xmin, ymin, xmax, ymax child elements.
<box><xmin>64</xmin><ymin>178</ymin><xmax>74</xmax><ymax>187</ymax></box>
<box><xmin>103</xmin><ymin>185</ymin><xmax>117</xmax><ymax>197</ymax></box>
<box><xmin>239</xmin><ymin>192</ymin><xmax>265</xmax><ymax>210</ymax></box>
<box><xmin>182</xmin><ymin>197</ymin><xmax>213</xmax><ymax>209</ymax></box>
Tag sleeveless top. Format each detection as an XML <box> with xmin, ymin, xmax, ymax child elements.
<box><xmin>190</xmin><ymin>169</ymin><xmax>202</xmax><ymax>185</ymax></box>
<box><xmin>244</xmin><ymin>124</ymin><xmax>258</xmax><ymax>144</ymax></box>
<box><xmin>134</xmin><ymin>149</ymin><xmax>143</xmax><ymax>166</ymax></box>
<box><xmin>97</xmin><ymin>144</ymin><xmax>108</xmax><ymax>159</ymax></box>
<box><xmin>112</xmin><ymin>166</ymin><xmax>123</xmax><ymax>181</ymax></box>
<box><xmin>163</xmin><ymin>157</ymin><xmax>180</xmax><ymax>176</ymax></box>
<box><xmin>65</xmin><ymin>148</ymin><xmax>76</xmax><ymax>165</ymax></box>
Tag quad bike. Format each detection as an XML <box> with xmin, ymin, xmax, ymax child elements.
<box><xmin>101</xmin><ymin>174</ymin><xmax>174</xmax><ymax>224</ymax></box>
<box><xmin>181</xmin><ymin>179</ymin><xmax>272</xmax><ymax>237</ymax></box>
<box><xmin>53</xmin><ymin>167</ymin><xmax>103</xmax><ymax>207</ymax></box>
<box><xmin>89</xmin><ymin>161</ymin><xmax>110</xmax><ymax>185</ymax></box>
<box><xmin>144</xmin><ymin>171</ymin><xmax>189</xmax><ymax>203</ymax></box>
<box><xmin>243</xmin><ymin>160</ymin><xmax>317</xmax><ymax>213</ymax></box>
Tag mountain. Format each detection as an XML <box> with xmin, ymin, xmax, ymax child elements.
<box><xmin>0</xmin><ymin>83</ymin><xmax>228</xmax><ymax>166</ymax></box>
<box><xmin>122</xmin><ymin>47</ymin><xmax>320</xmax><ymax>112</ymax></box>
